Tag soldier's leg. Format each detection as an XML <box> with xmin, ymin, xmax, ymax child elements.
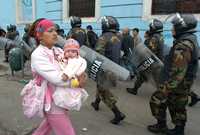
<box><xmin>91</xmin><ymin>85</ymin><xmax>102</xmax><ymax>111</ymax></box>
<box><xmin>147</xmin><ymin>91</ymin><xmax>168</xmax><ymax>133</ymax></box>
<box><xmin>4</xmin><ymin>44</ymin><xmax>9</xmax><ymax>62</ymax></box>
<box><xmin>126</xmin><ymin>74</ymin><xmax>145</xmax><ymax>95</ymax></box>
<box><xmin>167</xmin><ymin>94</ymin><xmax>188</xmax><ymax>135</ymax></box>
<box><xmin>100</xmin><ymin>88</ymin><xmax>125</xmax><ymax>125</ymax></box>
<box><xmin>188</xmin><ymin>91</ymin><xmax>200</xmax><ymax>107</ymax></box>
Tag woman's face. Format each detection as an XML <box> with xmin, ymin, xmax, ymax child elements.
<box><xmin>40</xmin><ymin>26</ymin><xmax>58</xmax><ymax>48</ymax></box>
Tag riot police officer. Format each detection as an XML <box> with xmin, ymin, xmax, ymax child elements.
<box><xmin>4</xmin><ymin>24</ymin><xmax>19</xmax><ymax>62</ymax></box>
<box><xmin>148</xmin><ymin>13</ymin><xmax>199</xmax><ymax>135</ymax></box>
<box><xmin>0</xmin><ymin>27</ymin><xmax>6</xmax><ymax>37</ymax></box>
<box><xmin>67</xmin><ymin>16</ymin><xmax>89</xmax><ymax>47</ymax></box>
<box><xmin>91</xmin><ymin>16</ymin><xmax>125</xmax><ymax>125</ymax></box>
<box><xmin>126</xmin><ymin>19</ymin><xmax>164</xmax><ymax>95</ymax></box>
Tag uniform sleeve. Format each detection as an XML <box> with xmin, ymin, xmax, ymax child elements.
<box><xmin>95</xmin><ymin>36</ymin><xmax>106</xmax><ymax>55</ymax></box>
<box><xmin>165</xmin><ymin>42</ymin><xmax>193</xmax><ymax>90</ymax></box>
<box><xmin>31</xmin><ymin>51</ymin><xmax>69</xmax><ymax>86</ymax></box>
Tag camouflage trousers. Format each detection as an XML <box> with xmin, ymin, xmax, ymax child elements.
<box><xmin>150</xmin><ymin>90</ymin><xmax>188</xmax><ymax>126</ymax></box>
<box><xmin>133</xmin><ymin>72</ymin><xmax>147</xmax><ymax>90</ymax></box>
<box><xmin>95</xmin><ymin>84</ymin><xmax>117</xmax><ymax>109</ymax></box>
<box><xmin>95</xmin><ymin>70</ymin><xmax>118</xmax><ymax>109</ymax></box>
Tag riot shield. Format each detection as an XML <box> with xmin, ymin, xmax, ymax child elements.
<box><xmin>80</xmin><ymin>45</ymin><xmax>130</xmax><ymax>81</ymax></box>
<box><xmin>130</xmin><ymin>43</ymin><xmax>164</xmax><ymax>87</ymax></box>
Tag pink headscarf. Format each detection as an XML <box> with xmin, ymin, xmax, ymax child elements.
<box><xmin>35</xmin><ymin>19</ymin><xmax>54</xmax><ymax>41</ymax></box>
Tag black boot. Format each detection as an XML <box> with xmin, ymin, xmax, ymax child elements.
<box><xmin>166</xmin><ymin>125</ymin><xmax>185</xmax><ymax>135</ymax></box>
<box><xmin>110</xmin><ymin>105</ymin><xmax>126</xmax><ymax>125</ymax></box>
<box><xmin>126</xmin><ymin>79</ymin><xmax>143</xmax><ymax>95</ymax></box>
<box><xmin>147</xmin><ymin>120</ymin><xmax>168</xmax><ymax>133</ymax></box>
<box><xmin>189</xmin><ymin>92</ymin><xmax>200</xmax><ymax>107</ymax></box>
<box><xmin>126</xmin><ymin>88</ymin><xmax>138</xmax><ymax>95</ymax></box>
<box><xmin>91</xmin><ymin>98</ymin><xmax>101</xmax><ymax>111</ymax></box>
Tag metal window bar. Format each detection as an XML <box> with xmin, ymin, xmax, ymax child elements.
<box><xmin>69</xmin><ymin>0</ymin><xmax>95</xmax><ymax>17</ymax></box>
<box><xmin>152</xmin><ymin>0</ymin><xmax>200</xmax><ymax>15</ymax></box>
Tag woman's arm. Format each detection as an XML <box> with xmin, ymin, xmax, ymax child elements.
<box><xmin>31</xmin><ymin>50</ymin><xmax>69</xmax><ymax>86</ymax></box>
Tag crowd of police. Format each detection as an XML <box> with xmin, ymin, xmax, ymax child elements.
<box><xmin>0</xmin><ymin>13</ymin><xmax>200</xmax><ymax>135</ymax></box>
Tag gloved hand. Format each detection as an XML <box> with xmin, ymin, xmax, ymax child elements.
<box><xmin>158</xmin><ymin>83</ymin><xmax>169</xmax><ymax>97</ymax></box>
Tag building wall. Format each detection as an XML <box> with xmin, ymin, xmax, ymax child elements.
<box><xmin>0</xmin><ymin>0</ymin><xmax>199</xmax><ymax>46</ymax></box>
<box><xmin>0</xmin><ymin>0</ymin><xmax>16</xmax><ymax>28</ymax></box>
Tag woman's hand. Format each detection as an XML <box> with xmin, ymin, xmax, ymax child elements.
<box><xmin>77</xmin><ymin>72</ymin><xmax>88</xmax><ymax>88</ymax></box>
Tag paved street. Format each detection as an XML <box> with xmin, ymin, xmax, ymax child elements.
<box><xmin>0</xmin><ymin>50</ymin><xmax>200</xmax><ymax>135</ymax></box>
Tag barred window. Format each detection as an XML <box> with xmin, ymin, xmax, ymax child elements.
<box><xmin>69</xmin><ymin>0</ymin><xmax>95</xmax><ymax>17</ymax></box>
<box><xmin>152</xmin><ymin>0</ymin><xmax>200</xmax><ymax>15</ymax></box>
<box><xmin>63</xmin><ymin>0</ymin><xmax>100</xmax><ymax>22</ymax></box>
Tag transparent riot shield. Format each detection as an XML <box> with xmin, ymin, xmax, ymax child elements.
<box><xmin>130</xmin><ymin>43</ymin><xmax>164</xmax><ymax>87</ymax></box>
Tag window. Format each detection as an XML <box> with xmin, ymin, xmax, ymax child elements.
<box><xmin>69</xmin><ymin>0</ymin><xmax>95</xmax><ymax>17</ymax></box>
<box><xmin>16</xmin><ymin>0</ymin><xmax>36</xmax><ymax>24</ymax></box>
<box><xmin>143</xmin><ymin>0</ymin><xmax>200</xmax><ymax>20</ymax></box>
<box><xmin>152</xmin><ymin>0</ymin><xmax>200</xmax><ymax>15</ymax></box>
<box><xmin>63</xmin><ymin>0</ymin><xmax>100</xmax><ymax>22</ymax></box>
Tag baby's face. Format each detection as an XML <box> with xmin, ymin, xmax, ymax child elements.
<box><xmin>64</xmin><ymin>50</ymin><xmax>78</xmax><ymax>58</ymax></box>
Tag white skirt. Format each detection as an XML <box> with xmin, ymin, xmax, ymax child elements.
<box><xmin>53</xmin><ymin>87</ymin><xmax>88</xmax><ymax>111</ymax></box>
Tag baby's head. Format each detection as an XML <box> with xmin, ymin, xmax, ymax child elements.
<box><xmin>64</xmin><ymin>38</ymin><xmax>80</xmax><ymax>59</ymax></box>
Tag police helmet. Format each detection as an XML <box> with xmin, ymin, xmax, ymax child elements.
<box><xmin>70</xmin><ymin>16</ymin><xmax>82</xmax><ymax>28</ymax></box>
<box><xmin>7</xmin><ymin>24</ymin><xmax>17</xmax><ymax>32</ymax></box>
<box><xmin>101</xmin><ymin>16</ymin><xmax>119</xmax><ymax>32</ymax></box>
<box><xmin>149</xmin><ymin>19</ymin><xmax>163</xmax><ymax>33</ymax></box>
<box><xmin>0</xmin><ymin>27</ymin><xmax>6</xmax><ymax>33</ymax></box>
<box><xmin>171</xmin><ymin>13</ymin><xmax>197</xmax><ymax>35</ymax></box>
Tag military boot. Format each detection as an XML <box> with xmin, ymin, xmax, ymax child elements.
<box><xmin>126</xmin><ymin>80</ymin><xmax>142</xmax><ymax>95</ymax></box>
<box><xmin>166</xmin><ymin>125</ymin><xmax>185</xmax><ymax>135</ymax></box>
<box><xmin>147</xmin><ymin>120</ymin><xmax>168</xmax><ymax>133</ymax></box>
<box><xmin>189</xmin><ymin>92</ymin><xmax>200</xmax><ymax>107</ymax></box>
<box><xmin>126</xmin><ymin>88</ymin><xmax>138</xmax><ymax>95</ymax></box>
<box><xmin>110</xmin><ymin>105</ymin><xmax>126</xmax><ymax>125</ymax></box>
<box><xmin>91</xmin><ymin>98</ymin><xmax>101</xmax><ymax>111</ymax></box>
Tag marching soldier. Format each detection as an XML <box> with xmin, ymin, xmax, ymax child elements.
<box><xmin>91</xmin><ymin>16</ymin><xmax>125</xmax><ymax>125</ymax></box>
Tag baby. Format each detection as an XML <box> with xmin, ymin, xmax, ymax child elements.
<box><xmin>53</xmin><ymin>38</ymin><xmax>88</xmax><ymax>111</ymax></box>
<box><xmin>61</xmin><ymin>38</ymin><xmax>87</xmax><ymax>87</ymax></box>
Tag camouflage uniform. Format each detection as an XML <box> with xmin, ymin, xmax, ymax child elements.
<box><xmin>94</xmin><ymin>32</ymin><xmax>121</xmax><ymax>108</ymax></box>
<box><xmin>149</xmin><ymin>34</ymin><xmax>198</xmax><ymax>131</ymax></box>
<box><xmin>67</xmin><ymin>27</ymin><xmax>89</xmax><ymax>47</ymax></box>
<box><xmin>91</xmin><ymin>29</ymin><xmax>125</xmax><ymax>125</ymax></box>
